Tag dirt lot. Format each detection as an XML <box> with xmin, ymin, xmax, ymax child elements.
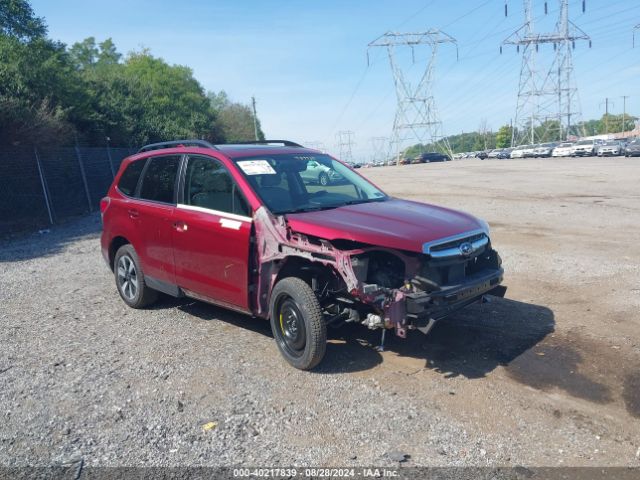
<box><xmin>1</xmin><ymin>156</ymin><xmax>639</xmax><ymax>467</ymax></box>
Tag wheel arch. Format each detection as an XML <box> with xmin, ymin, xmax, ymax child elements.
<box><xmin>109</xmin><ymin>236</ymin><xmax>130</xmax><ymax>271</ymax></box>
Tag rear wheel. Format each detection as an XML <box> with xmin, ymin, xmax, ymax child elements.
<box><xmin>269</xmin><ymin>277</ymin><xmax>326</xmax><ymax>370</ymax></box>
<box><xmin>114</xmin><ymin>244</ymin><xmax>158</xmax><ymax>308</ymax></box>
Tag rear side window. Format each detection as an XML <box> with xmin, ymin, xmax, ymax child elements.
<box><xmin>184</xmin><ymin>155</ymin><xmax>250</xmax><ymax>216</ymax></box>
<box><xmin>139</xmin><ymin>155</ymin><xmax>181</xmax><ymax>204</ymax></box>
<box><xmin>117</xmin><ymin>159</ymin><xmax>146</xmax><ymax>196</ymax></box>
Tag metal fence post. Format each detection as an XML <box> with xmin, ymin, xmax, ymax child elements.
<box><xmin>34</xmin><ymin>147</ymin><xmax>54</xmax><ymax>225</ymax></box>
<box><xmin>106</xmin><ymin>141</ymin><xmax>116</xmax><ymax>179</ymax></box>
<box><xmin>75</xmin><ymin>143</ymin><xmax>93</xmax><ymax>212</ymax></box>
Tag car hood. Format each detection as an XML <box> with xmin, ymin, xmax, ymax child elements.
<box><xmin>284</xmin><ymin>198</ymin><xmax>485</xmax><ymax>253</ymax></box>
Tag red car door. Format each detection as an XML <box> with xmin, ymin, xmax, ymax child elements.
<box><xmin>134</xmin><ymin>154</ymin><xmax>181</xmax><ymax>284</ymax></box>
<box><xmin>172</xmin><ymin>154</ymin><xmax>252</xmax><ymax>310</ymax></box>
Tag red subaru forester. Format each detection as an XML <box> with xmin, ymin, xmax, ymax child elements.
<box><xmin>101</xmin><ymin>140</ymin><xmax>505</xmax><ymax>369</ymax></box>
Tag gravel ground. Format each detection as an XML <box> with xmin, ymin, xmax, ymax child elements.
<box><xmin>1</xmin><ymin>156</ymin><xmax>639</xmax><ymax>467</ymax></box>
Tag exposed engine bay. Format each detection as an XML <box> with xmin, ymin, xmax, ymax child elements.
<box><xmin>252</xmin><ymin>206</ymin><xmax>505</xmax><ymax>340</ymax></box>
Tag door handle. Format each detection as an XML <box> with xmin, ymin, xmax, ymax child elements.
<box><xmin>128</xmin><ymin>209</ymin><xmax>139</xmax><ymax>218</ymax></box>
<box><xmin>173</xmin><ymin>221</ymin><xmax>188</xmax><ymax>232</ymax></box>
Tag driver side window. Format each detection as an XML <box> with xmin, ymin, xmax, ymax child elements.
<box><xmin>184</xmin><ymin>156</ymin><xmax>250</xmax><ymax>217</ymax></box>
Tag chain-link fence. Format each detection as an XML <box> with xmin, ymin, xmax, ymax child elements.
<box><xmin>1</xmin><ymin>146</ymin><xmax>137</xmax><ymax>235</ymax></box>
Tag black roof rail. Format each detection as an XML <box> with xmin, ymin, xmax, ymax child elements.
<box><xmin>225</xmin><ymin>140</ymin><xmax>304</xmax><ymax>147</ymax></box>
<box><xmin>137</xmin><ymin>139</ymin><xmax>218</xmax><ymax>153</ymax></box>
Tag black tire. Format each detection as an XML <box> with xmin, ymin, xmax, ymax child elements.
<box><xmin>269</xmin><ymin>277</ymin><xmax>327</xmax><ymax>370</ymax></box>
<box><xmin>318</xmin><ymin>171</ymin><xmax>329</xmax><ymax>186</ymax></box>
<box><xmin>114</xmin><ymin>244</ymin><xmax>158</xmax><ymax>309</ymax></box>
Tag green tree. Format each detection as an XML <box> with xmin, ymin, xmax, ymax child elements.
<box><xmin>495</xmin><ymin>124</ymin><xmax>513</xmax><ymax>148</ymax></box>
<box><xmin>0</xmin><ymin>0</ymin><xmax>46</xmax><ymax>41</ymax></box>
<box><xmin>0</xmin><ymin>35</ymin><xmax>87</xmax><ymax>145</ymax></box>
<box><xmin>208</xmin><ymin>90</ymin><xmax>265</xmax><ymax>142</ymax></box>
<box><xmin>80</xmin><ymin>50</ymin><xmax>224</xmax><ymax>146</ymax></box>
<box><xmin>598</xmin><ymin>113</ymin><xmax>637</xmax><ymax>134</ymax></box>
<box><xmin>97</xmin><ymin>38</ymin><xmax>121</xmax><ymax>65</ymax></box>
<box><xmin>68</xmin><ymin>36</ymin><xmax>98</xmax><ymax>69</ymax></box>
<box><xmin>0</xmin><ymin>3</ymin><xmax>265</xmax><ymax>147</ymax></box>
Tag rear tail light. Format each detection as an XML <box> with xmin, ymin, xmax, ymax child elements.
<box><xmin>100</xmin><ymin>197</ymin><xmax>110</xmax><ymax>219</ymax></box>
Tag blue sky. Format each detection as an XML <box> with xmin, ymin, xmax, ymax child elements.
<box><xmin>32</xmin><ymin>0</ymin><xmax>640</xmax><ymax>160</ymax></box>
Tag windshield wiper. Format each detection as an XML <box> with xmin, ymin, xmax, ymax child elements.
<box><xmin>282</xmin><ymin>205</ymin><xmax>340</xmax><ymax>214</ymax></box>
<box><xmin>342</xmin><ymin>197</ymin><xmax>387</xmax><ymax>206</ymax></box>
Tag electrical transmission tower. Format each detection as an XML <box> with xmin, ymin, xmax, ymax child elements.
<box><xmin>370</xmin><ymin>136</ymin><xmax>389</xmax><ymax>164</ymax></box>
<box><xmin>502</xmin><ymin>0</ymin><xmax>590</xmax><ymax>146</ymax></box>
<box><xmin>368</xmin><ymin>31</ymin><xmax>457</xmax><ymax>164</ymax></box>
<box><xmin>335</xmin><ymin>131</ymin><xmax>355</xmax><ymax>162</ymax></box>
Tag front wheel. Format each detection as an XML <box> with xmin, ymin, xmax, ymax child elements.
<box><xmin>269</xmin><ymin>277</ymin><xmax>327</xmax><ymax>370</ymax></box>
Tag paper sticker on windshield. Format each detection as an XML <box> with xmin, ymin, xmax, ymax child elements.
<box><xmin>237</xmin><ymin>160</ymin><xmax>276</xmax><ymax>175</ymax></box>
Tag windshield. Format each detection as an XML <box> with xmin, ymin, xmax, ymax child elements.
<box><xmin>233</xmin><ymin>153</ymin><xmax>388</xmax><ymax>214</ymax></box>
<box><xmin>577</xmin><ymin>140</ymin><xmax>592</xmax><ymax>145</ymax></box>
<box><xmin>604</xmin><ymin>140</ymin><xmax>619</xmax><ymax>145</ymax></box>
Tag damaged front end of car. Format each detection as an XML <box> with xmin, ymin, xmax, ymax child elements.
<box><xmin>251</xmin><ymin>206</ymin><xmax>505</xmax><ymax>341</ymax></box>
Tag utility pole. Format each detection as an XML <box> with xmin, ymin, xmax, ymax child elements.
<box><xmin>251</xmin><ymin>96</ymin><xmax>259</xmax><ymax>141</ymax></box>
<box><xmin>621</xmin><ymin>95</ymin><xmax>629</xmax><ymax>137</ymax></box>
<box><xmin>502</xmin><ymin>1</ymin><xmax>590</xmax><ymax>145</ymax></box>
<box><xmin>336</xmin><ymin>131</ymin><xmax>355</xmax><ymax>163</ymax></box>
<box><xmin>600</xmin><ymin>98</ymin><xmax>613</xmax><ymax>134</ymax></box>
<box><xmin>634</xmin><ymin>24</ymin><xmax>640</xmax><ymax>48</ymax></box>
<box><xmin>368</xmin><ymin>30</ymin><xmax>457</xmax><ymax>165</ymax></box>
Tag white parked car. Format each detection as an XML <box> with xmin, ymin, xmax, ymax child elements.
<box><xmin>596</xmin><ymin>140</ymin><xmax>622</xmax><ymax>157</ymax></box>
<box><xmin>522</xmin><ymin>144</ymin><xmax>538</xmax><ymax>157</ymax></box>
<box><xmin>510</xmin><ymin>146</ymin><xmax>527</xmax><ymax>158</ymax></box>
<box><xmin>551</xmin><ymin>142</ymin><xmax>574</xmax><ymax>157</ymax></box>
<box><xmin>300</xmin><ymin>159</ymin><xmax>344</xmax><ymax>185</ymax></box>
<box><xmin>571</xmin><ymin>139</ymin><xmax>598</xmax><ymax>157</ymax></box>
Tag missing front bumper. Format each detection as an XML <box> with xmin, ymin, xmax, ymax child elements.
<box><xmin>405</xmin><ymin>269</ymin><xmax>505</xmax><ymax>331</ymax></box>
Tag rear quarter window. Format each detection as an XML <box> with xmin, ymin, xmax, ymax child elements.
<box><xmin>117</xmin><ymin>159</ymin><xmax>146</xmax><ymax>196</ymax></box>
<box><xmin>139</xmin><ymin>155</ymin><xmax>181</xmax><ymax>204</ymax></box>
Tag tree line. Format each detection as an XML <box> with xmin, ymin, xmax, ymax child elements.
<box><xmin>0</xmin><ymin>0</ymin><xmax>264</xmax><ymax>147</ymax></box>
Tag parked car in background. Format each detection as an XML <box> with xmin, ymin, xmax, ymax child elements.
<box><xmin>497</xmin><ymin>148</ymin><xmax>513</xmax><ymax>159</ymax></box>
<box><xmin>475</xmin><ymin>151</ymin><xmax>488</xmax><ymax>160</ymax></box>
<box><xmin>419</xmin><ymin>152</ymin><xmax>451</xmax><ymax>163</ymax></box>
<box><xmin>487</xmin><ymin>149</ymin><xmax>501</xmax><ymax>159</ymax></box>
<box><xmin>533</xmin><ymin>142</ymin><xmax>558</xmax><ymax>157</ymax></box>
<box><xmin>620</xmin><ymin>138</ymin><xmax>636</xmax><ymax>156</ymax></box>
<box><xmin>299</xmin><ymin>158</ymin><xmax>345</xmax><ymax>185</ymax></box>
<box><xmin>596</xmin><ymin>140</ymin><xmax>622</xmax><ymax>157</ymax></box>
<box><xmin>623</xmin><ymin>139</ymin><xmax>640</xmax><ymax>157</ymax></box>
<box><xmin>522</xmin><ymin>144</ymin><xmax>538</xmax><ymax>158</ymax></box>
<box><xmin>510</xmin><ymin>146</ymin><xmax>526</xmax><ymax>158</ymax></box>
<box><xmin>571</xmin><ymin>139</ymin><xmax>598</xmax><ymax>157</ymax></box>
<box><xmin>551</xmin><ymin>142</ymin><xmax>574</xmax><ymax>157</ymax></box>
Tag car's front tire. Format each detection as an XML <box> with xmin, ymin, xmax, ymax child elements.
<box><xmin>269</xmin><ymin>277</ymin><xmax>327</xmax><ymax>370</ymax></box>
<box><xmin>114</xmin><ymin>244</ymin><xmax>158</xmax><ymax>309</ymax></box>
